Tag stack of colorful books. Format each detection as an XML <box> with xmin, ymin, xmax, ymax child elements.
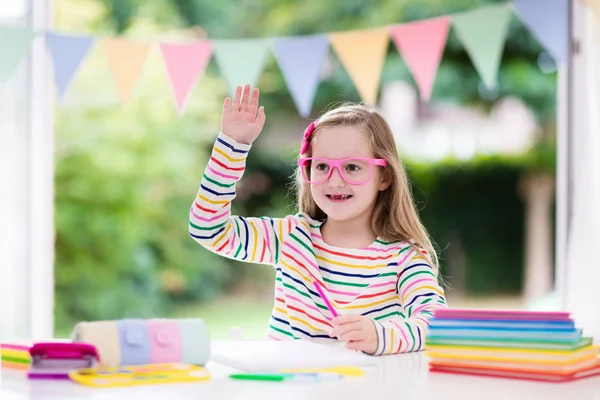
<box><xmin>1</xmin><ymin>342</ymin><xmax>31</xmax><ymax>372</ymax></box>
<box><xmin>426</xmin><ymin>309</ymin><xmax>600</xmax><ymax>382</ymax></box>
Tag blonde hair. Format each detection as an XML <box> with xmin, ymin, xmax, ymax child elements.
<box><xmin>294</xmin><ymin>104</ymin><xmax>440</xmax><ymax>274</ymax></box>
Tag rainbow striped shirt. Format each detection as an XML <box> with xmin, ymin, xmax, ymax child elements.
<box><xmin>189</xmin><ymin>132</ymin><xmax>447</xmax><ymax>355</ymax></box>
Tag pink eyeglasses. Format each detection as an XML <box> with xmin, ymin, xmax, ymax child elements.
<box><xmin>298</xmin><ymin>157</ymin><xmax>387</xmax><ymax>185</ymax></box>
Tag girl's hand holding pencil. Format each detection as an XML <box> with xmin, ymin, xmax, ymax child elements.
<box><xmin>330</xmin><ymin>315</ymin><xmax>378</xmax><ymax>355</ymax></box>
<box><xmin>313</xmin><ymin>281</ymin><xmax>378</xmax><ymax>354</ymax></box>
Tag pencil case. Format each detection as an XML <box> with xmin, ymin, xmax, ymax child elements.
<box><xmin>71</xmin><ymin>318</ymin><xmax>210</xmax><ymax>368</ymax></box>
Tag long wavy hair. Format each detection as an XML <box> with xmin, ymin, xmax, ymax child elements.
<box><xmin>293</xmin><ymin>104</ymin><xmax>440</xmax><ymax>274</ymax></box>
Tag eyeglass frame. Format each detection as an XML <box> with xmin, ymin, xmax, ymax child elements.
<box><xmin>297</xmin><ymin>157</ymin><xmax>387</xmax><ymax>185</ymax></box>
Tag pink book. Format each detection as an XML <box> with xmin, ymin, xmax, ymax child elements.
<box><xmin>432</xmin><ymin>308</ymin><xmax>572</xmax><ymax>322</ymax></box>
<box><xmin>1</xmin><ymin>343</ymin><xmax>32</xmax><ymax>352</ymax></box>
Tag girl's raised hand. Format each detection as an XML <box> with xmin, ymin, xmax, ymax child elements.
<box><xmin>221</xmin><ymin>84</ymin><xmax>266</xmax><ymax>145</ymax></box>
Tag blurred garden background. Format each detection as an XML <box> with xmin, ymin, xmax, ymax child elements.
<box><xmin>49</xmin><ymin>0</ymin><xmax>558</xmax><ymax>338</ymax></box>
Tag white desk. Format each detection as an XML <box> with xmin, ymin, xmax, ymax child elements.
<box><xmin>1</xmin><ymin>341</ymin><xmax>600</xmax><ymax>400</ymax></box>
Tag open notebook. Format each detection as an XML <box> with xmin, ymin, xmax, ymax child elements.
<box><xmin>210</xmin><ymin>339</ymin><xmax>379</xmax><ymax>372</ymax></box>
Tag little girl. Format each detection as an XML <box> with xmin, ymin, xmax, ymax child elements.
<box><xmin>189</xmin><ymin>84</ymin><xmax>447</xmax><ymax>355</ymax></box>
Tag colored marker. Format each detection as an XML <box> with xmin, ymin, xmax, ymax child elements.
<box><xmin>229</xmin><ymin>373</ymin><xmax>342</xmax><ymax>382</ymax></box>
<box><xmin>313</xmin><ymin>281</ymin><xmax>339</xmax><ymax>317</ymax></box>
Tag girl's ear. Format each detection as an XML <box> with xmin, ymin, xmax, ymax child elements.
<box><xmin>378</xmin><ymin>169</ymin><xmax>392</xmax><ymax>191</ymax></box>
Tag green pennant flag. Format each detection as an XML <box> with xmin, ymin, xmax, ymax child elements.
<box><xmin>212</xmin><ymin>39</ymin><xmax>272</xmax><ymax>95</ymax></box>
<box><xmin>451</xmin><ymin>4</ymin><xmax>511</xmax><ymax>90</ymax></box>
<box><xmin>0</xmin><ymin>26</ymin><xmax>37</xmax><ymax>82</ymax></box>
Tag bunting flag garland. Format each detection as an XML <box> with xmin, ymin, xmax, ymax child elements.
<box><xmin>273</xmin><ymin>35</ymin><xmax>329</xmax><ymax>117</ymax></box>
<box><xmin>0</xmin><ymin>26</ymin><xmax>37</xmax><ymax>82</ymax></box>
<box><xmin>329</xmin><ymin>28</ymin><xmax>390</xmax><ymax>105</ymax></box>
<box><xmin>390</xmin><ymin>17</ymin><xmax>450</xmax><ymax>102</ymax></box>
<box><xmin>46</xmin><ymin>33</ymin><xmax>95</xmax><ymax>99</ymax></box>
<box><xmin>513</xmin><ymin>0</ymin><xmax>569</xmax><ymax>63</ymax></box>
<box><xmin>212</xmin><ymin>39</ymin><xmax>272</xmax><ymax>95</ymax></box>
<box><xmin>159</xmin><ymin>41</ymin><xmax>212</xmax><ymax>114</ymax></box>
<box><xmin>451</xmin><ymin>3</ymin><xmax>512</xmax><ymax>90</ymax></box>
<box><xmin>0</xmin><ymin>1</ymin><xmax>570</xmax><ymax>114</ymax></box>
<box><xmin>100</xmin><ymin>38</ymin><xmax>152</xmax><ymax>104</ymax></box>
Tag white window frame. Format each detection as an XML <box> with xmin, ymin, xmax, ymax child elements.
<box><xmin>554</xmin><ymin>0</ymin><xmax>575</xmax><ymax>310</ymax></box>
<box><xmin>28</xmin><ymin>0</ymin><xmax>55</xmax><ymax>339</ymax></box>
<box><xmin>6</xmin><ymin>0</ymin><xmax>589</xmax><ymax>339</ymax></box>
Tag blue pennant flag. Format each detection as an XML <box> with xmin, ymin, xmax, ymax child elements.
<box><xmin>46</xmin><ymin>33</ymin><xmax>95</xmax><ymax>99</ymax></box>
<box><xmin>273</xmin><ymin>35</ymin><xmax>329</xmax><ymax>117</ymax></box>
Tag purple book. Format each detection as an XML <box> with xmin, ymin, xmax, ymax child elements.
<box><xmin>432</xmin><ymin>308</ymin><xmax>572</xmax><ymax>322</ymax></box>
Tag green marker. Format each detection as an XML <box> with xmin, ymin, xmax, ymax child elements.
<box><xmin>229</xmin><ymin>372</ymin><xmax>342</xmax><ymax>382</ymax></box>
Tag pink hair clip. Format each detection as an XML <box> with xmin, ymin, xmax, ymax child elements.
<box><xmin>300</xmin><ymin>120</ymin><xmax>318</xmax><ymax>155</ymax></box>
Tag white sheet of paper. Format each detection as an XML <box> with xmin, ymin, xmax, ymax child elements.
<box><xmin>210</xmin><ymin>339</ymin><xmax>379</xmax><ymax>372</ymax></box>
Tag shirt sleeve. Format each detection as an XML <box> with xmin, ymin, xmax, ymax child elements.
<box><xmin>189</xmin><ymin>131</ymin><xmax>297</xmax><ymax>265</ymax></box>
<box><xmin>372</xmin><ymin>250</ymin><xmax>447</xmax><ymax>355</ymax></box>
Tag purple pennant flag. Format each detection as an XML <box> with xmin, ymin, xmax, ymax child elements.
<box><xmin>513</xmin><ymin>0</ymin><xmax>569</xmax><ymax>63</ymax></box>
<box><xmin>46</xmin><ymin>33</ymin><xmax>95</xmax><ymax>99</ymax></box>
<box><xmin>273</xmin><ymin>35</ymin><xmax>329</xmax><ymax>117</ymax></box>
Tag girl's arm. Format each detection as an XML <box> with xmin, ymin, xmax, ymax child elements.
<box><xmin>372</xmin><ymin>252</ymin><xmax>447</xmax><ymax>355</ymax></box>
<box><xmin>189</xmin><ymin>131</ymin><xmax>297</xmax><ymax>265</ymax></box>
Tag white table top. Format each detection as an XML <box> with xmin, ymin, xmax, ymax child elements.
<box><xmin>2</xmin><ymin>341</ymin><xmax>600</xmax><ymax>400</ymax></box>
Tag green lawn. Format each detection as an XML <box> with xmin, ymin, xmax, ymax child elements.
<box><xmin>171</xmin><ymin>297</ymin><xmax>273</xmax><ymax>340</ymax></box>
<box><xmin>55</xmin><ymin>294</ymin><xmax>529</xmax><ymax>339</ymax></box>
<box><xmin>54</xmin><ymin>297</ymin><xmax>273</xmax><ymax>339</ymax></box>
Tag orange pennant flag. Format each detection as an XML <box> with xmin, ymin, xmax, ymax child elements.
<box><xmin>100</xmin><ymin>38</ymin><xmax>152</xmax><ymax>104</ymax></box>
<box><xmin>583</xmin><ymin>0</ymin><xmax>600</xmax><ymax>41</ymax></box>
<box><xmin>329</xmin><ymin>28</ymin><xmax>390</xmax><ymax>105</ymax></box>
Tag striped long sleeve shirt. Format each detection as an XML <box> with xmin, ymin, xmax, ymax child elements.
<box><xmin>189</xmin><ymin>132</ymin><xmax>448</xmax><ymax>355</ymax></box>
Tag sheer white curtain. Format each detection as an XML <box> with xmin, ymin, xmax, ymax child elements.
<box><xmin>564</xmin><ymin>0</ymin><xmax>600</xmax><ymax>342</ymax></box>
<box><xmin>0</xmin><ymin>0</ymin><xmax>54</xmax><ymax>341</ymax></box>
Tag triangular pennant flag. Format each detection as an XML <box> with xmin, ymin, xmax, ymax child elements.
<box><xmin>212</xmin><ymin>39</ymin><xmax>271</xmax><ymax>94</ymax></box>
<box><xmin>583</xmin><ymin>0</ymin><xmax>600</xmax><ymax>41</ymax></box>
<box><xmin>46</xmin><ymin>33</ymin><xmax>95</xmax><ymax>99</ymax></box>
<box><xmin>452</xmin><ymin>4</ymin><xmax>511</xmax><ymax>90</ymax></box>
<box><xmin>273</xmin><ymin>35</ymin><xmax>329</xmax><ymax>117</ymax></box>
<box><xmin>391</xmin><ymin>17</ymin><xmax>450</xmax><ymax>102</ymax></box>
<box><xmin>159</xmin><ymin>41</ymin><xmax>212</xmax><ymax>114</ymax></box>
<box><xmin>329</xmin><ymin>28</ymin><xmax>389</xmax><ymax>105</ymax></box>
<box><xmin>0</xmin><ymin>26</ymin><xmax>37</xmax><ymax>82</ymax></box>
<box><xmin>513</xmin><ymin>0</ymin><xmax>569</xmax><ymax>63</ymax></box>
<box><xmin>100</xmin><ymin>38</ymin><xmax>152</xmax><ymax>104</ymax></box>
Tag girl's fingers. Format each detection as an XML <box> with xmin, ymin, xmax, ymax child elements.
<box><xmin>223</xmin><ymin>97</ymin><xmax>231</xmax><ymax>113</ymax></box>
<box><xmin>232</xmin><ymin>85</ymin><xmax>242</xmax><ymax>110</ymax></box>
<box><xmin>331</xmin><ymin>314</ymin><xmax>363</xmax><ymax>326</ymax></box>
<box><xmin>255</xmin><ymin>106</ymin><xmax>266</xmax><ymax>131</ymax></box>
<box><xmin>329</xmin><ymin>321</ymin><xmax>362</xmax><ymax>338</ymax></box>
<box><xmin>240</xmin><ymin>84</ymin><xmax>251</xmax><ymax>112</ymax></box>
<box><xmin>345</xmin><ymin>340</ymin><xmax>367</xmax><ymax>351</ymax></box>
<box><xmin>338</xmin><ymin>330</ymin><xmax>365</xmax><ymax>343</ymax></box>
<box><xmin>248</xmin><ymin>87</ymin><xmax>260</xmax><ymax>117</ymax></box>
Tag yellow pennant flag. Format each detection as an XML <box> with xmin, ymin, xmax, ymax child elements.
<box><xmin>100</xmin><ymin>38</ymin><xmax>152</xmax><ymax>104</ymax></box>
<box><xmin>583</xmin><ymin>0</ymin><xmax>600</xmax><ymax>41</ymax></box>
<box><xmin>329</xmin><ymin>28</ymin><xmax>389</xmax><ymax>105</ymax></box>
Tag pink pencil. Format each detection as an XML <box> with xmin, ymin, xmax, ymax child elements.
<box><xmin>313</xmin><ymin>281</ymin><xmax>339</xmax><ymax>317</ymax></box>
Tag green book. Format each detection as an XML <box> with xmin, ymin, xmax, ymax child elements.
<box><xmin>1</xmin><ymin>355</ymin><xmax>30</xmax><ymax>364</ymax></box>
<box><xmin>426</xmin><ymin>336</ymin><xmax>593</xmax><ymax>351</ymax></box>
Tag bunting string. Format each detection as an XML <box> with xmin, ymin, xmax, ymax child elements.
<box><xmin>0</xmin><ymin>1</ymin><xmax>570</xmax><ymax>116</ymax></box>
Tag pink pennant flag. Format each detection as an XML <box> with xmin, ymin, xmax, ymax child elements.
<box><xmin>159</xmin><ymin>41</ymin><xmax>212</xmax><ymax>114</ymax></box>
<box><xmin>390</xmin><ymin>17</ymin><xmax>450</xmax><ymax>102</ymax></box>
